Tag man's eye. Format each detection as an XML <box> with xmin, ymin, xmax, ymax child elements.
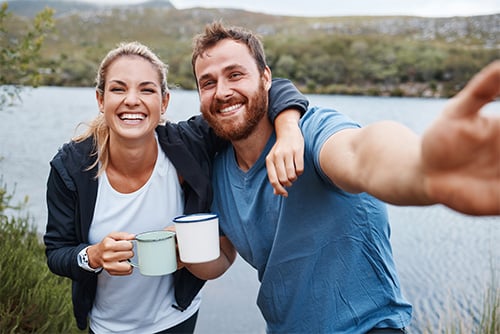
<box><xmin>230</xmin><ymin>72</ymin><xmax>242</xmax><ymax>79</ymax></box>
<box><xmin>201</xmin><ymin>81</ymin><xmax>215</xmax><ymax>88</ymax></box>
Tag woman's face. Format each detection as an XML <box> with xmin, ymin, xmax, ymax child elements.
<box><xmin>96</xmin><ymin>55</ymin><xmax>169</xmax><ymax>144</ymax></box>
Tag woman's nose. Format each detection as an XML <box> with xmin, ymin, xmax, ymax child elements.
<box><xmin>124</xmin><ymin>90</ymin><xmax>140</xmax><ymax>106</ymax></box>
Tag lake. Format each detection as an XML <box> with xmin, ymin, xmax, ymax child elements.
<box><xmin>0</xmin><ymin>86</ymin><xmax>498</xmax><ymax>333</ymax></box>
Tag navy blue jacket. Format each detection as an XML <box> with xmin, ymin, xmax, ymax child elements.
<box><xmin>44</xmin><ymin>79</ymin><xmax>308</xmax><ymax>330</ymax></box>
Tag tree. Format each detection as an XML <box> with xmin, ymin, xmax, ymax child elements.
<box><xmin>0</xmin><ymin>4</ymin><xmax>78</xmax><ymax>333</ymax></box>
<box><xmin>0</xmin><ymin>2</ymin><xmax>54</xmax><ymax>108</ymax></box>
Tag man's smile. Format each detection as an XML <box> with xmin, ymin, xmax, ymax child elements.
<box><xmin>220</xmin><ymin>103</ymin><xmax>243</xmax><ymax>114</ymax></box>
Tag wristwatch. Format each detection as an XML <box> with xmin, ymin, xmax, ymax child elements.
<box><xmin>77</xmin><ymin>246</ymin><xmax>103</xmax><ymax>273</ymax></box>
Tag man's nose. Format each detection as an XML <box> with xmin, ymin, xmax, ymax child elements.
<box><xmin>215</xmin><ymin>80</ymin><xmax>233</xmax><ymax>100</ymax></box>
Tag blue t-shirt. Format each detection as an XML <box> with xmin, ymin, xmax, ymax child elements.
<box><xmin>211</xmin><ymin>107</ymin><xmax>412</xmax><ymax>333</ymax></box>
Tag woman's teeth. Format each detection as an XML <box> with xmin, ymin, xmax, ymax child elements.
<box><xmin>120</xmin><ymin>113</ymin><xmax>145</xmax><ymax>120</ymax></box>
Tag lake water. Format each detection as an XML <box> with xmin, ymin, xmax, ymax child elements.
<box><xmin>0</xmin><ymin>86</ymin><xmax>498</xmax><ymax>333</ymax></box>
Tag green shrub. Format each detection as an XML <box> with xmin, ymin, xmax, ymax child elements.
<box><xmin>0</xmin><ymin>182</ymin><xmax>81</xmax><ymax>334</ymax></box>
<box><xmin>478</xmin><ymin>274</ymin><xmax>500</xmax><ymax>334</ymax></box>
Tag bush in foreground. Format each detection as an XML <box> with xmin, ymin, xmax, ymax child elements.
<box><xmin>0</xmin><ymin>182</ymin><xmax>80</xmax><ymax>333</ymax></box>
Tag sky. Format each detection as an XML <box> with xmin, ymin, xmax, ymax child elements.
<box><xmin>78</xmin><ymin>0</ymin><xmax>500</xmax><ymax>17</ymax></box>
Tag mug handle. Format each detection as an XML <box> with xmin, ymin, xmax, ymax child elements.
<box><xmin>126</xmin><ymin>239</ymin><xmax>139</xmax><ymax>268</ymax></box>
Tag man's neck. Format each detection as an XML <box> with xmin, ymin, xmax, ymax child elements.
<box><xmin>231</xmin><ymin>118</ymin><xmax>273</xmax><ymax>172</ymax></box>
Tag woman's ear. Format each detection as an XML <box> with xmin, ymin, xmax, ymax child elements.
<box><xmin>96</xmin><ymin>90</ymin><xmax>104</xmax><ymax>113</ymax></box>
<box><xmin>161</xmin><ymin>91</ymin><xmax>170</xmax><ymax>114</ymax></box>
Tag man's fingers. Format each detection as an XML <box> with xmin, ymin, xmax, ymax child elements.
<box><xmin>452</xmin><ymin>60</ymin><xmax>500</xmax><ymax>117</ymax></box>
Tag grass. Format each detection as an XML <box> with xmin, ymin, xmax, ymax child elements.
<box><xmin>0</xmin><ymin>181</ymin><xmax>82</xmax><ymax>334</ymax></box>
<box><xmin>448</xmin><ymin>266</ymin><xmax>499</xmax><ymax>333</ymax></box>
<box><xmin>477</xmin><ymin>273</ymin><xmax>499</xmax><ymax>334</ymax></box>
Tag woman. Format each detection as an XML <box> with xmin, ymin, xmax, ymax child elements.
<box><xmin>43</xmin><ymin>41</ymin><xmax>307</xmax><ymax>333</ymax></box>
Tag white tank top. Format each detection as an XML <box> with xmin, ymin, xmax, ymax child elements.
<box><xmin>88</xmin><ymin>140</ymin><xmax>201</xmax><ymax>333</ymax></box>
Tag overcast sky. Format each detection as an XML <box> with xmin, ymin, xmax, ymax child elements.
<box><xmin>79</xmin><ymin>0</ymin><xmax>500</xmax><ymax>17</ymax></box>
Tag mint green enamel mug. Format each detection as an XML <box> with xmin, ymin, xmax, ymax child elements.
<box><xmin>128</xmin><ymin>230</ymin><xmax>177</xmax><ymax>276</ymax></box>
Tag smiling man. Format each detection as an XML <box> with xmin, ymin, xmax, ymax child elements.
<box><xmin>187</xmin><ymin>21</ymin><xmax>500</xmax><ymax>333</ymax></box>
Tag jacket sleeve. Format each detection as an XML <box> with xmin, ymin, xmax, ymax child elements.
<box><xmin>268</xmin><ymin>78</ymin><xmax>309</xmax><ymax>122</ymax></box>
<box><xmin>44</xmin><ymin>160</ymin><xmax>95</xmax><ymax>282</ymax></box>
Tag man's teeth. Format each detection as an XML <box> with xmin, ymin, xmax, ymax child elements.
<box><xmin>220</xmin><ymin>104</ymin><xmax>242</xmax><ymax>113</ymax></box>
<box><xmin>120</xmin><ymin>113</ymin><xmax>145</xmax><ymax>120</ymax></box>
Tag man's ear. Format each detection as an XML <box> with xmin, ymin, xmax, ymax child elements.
<box><xmin>263</xmin><ymin>66</ymin><xmax>272</xmax><ymax>91</ymax></box>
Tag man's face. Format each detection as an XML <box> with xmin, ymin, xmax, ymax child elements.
<box><xmin>194</xmin><ymin>39</ymin><xmax>271</xmax><ymax>141</ymax></box>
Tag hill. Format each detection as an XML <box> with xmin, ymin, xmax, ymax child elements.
<box><xmin>3</xmin><ymin>1</ymin><xmax>499</xmax><ymax>97</ymax></box>
<box><xmin>5</xmin><ymin>0</ymin><xmax>174</xmax><ymax>17</ymax></box>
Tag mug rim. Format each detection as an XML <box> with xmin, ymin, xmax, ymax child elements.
<box><xmin>135</xmin><ymin>230</ymin><xmax>175</xmax><ymax>242</ymax></box>
<box><xmin>173</xmin><ymin>213</ymin><xmax>218</xmax><ymax>223</ymax></box>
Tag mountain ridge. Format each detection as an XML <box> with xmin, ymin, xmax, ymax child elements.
<box><xmin>3</xmin><ymin>1</ymin><xmax>499</xmax><ymax>97</ymax></box>
<box><xmin>5</xmin><ymin>0</ymin><xmax>175</xmax><ymax>17</ymax></box>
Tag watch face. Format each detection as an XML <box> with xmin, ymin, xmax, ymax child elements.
<box><xmin>78</xmin><ymin>248</ymin><xmax>102</xmax><ymax>273</ymax></box>
<box><xmin>78</xmin><ymin>249</ymin><xmax>89</xmax><ymax>266</ymax></box>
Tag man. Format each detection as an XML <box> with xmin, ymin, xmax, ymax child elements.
<box><xmin>188</xmin><ymin>21</ymin><xmax>500</xmax><ymax>333</ymax></box>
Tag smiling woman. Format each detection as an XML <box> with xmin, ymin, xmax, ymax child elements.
<box><xmin>97</xmin><ymin>55</ymin><xmax>167</xmax><ymax>183</ymax></box>
<box><xmin>44</xmin><ymin>41</ymin><xmax>206</xmax><ymax>334</ymax></box>
<box><xmin>97</xmin><ymin>56</ymin><xmax>164</xmax><ymax>194</ymax></box>
<box><xmin>79</xmin><ymin>44</ymin><xmax>169</xmax><ymax>179</ymax></box>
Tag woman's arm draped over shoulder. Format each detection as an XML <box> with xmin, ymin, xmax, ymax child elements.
<box><xmin>268</xmin><ymin>78</ymin><xmax>308</xmax><ymax>122</ymax></box>
<box><xmin>267</xmin><ymin>78</ymin><xmax>309</xmax><ymax>196</ymax></box>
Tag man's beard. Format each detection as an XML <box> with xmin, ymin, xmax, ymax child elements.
<box><xmin>200</xmin><ymin>81</ymin><xmax>268</xmax><ymax>141</ymax></box>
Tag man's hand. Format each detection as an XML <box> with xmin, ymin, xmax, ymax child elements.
<box><xmin>422</xmin><ymin>60</ymin><xmax>500</xmax><ymax>215</ymax></box>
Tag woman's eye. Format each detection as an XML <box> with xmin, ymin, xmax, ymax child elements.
<box><xmin>110</xmin><ymin>87</ymin><xmax>124</xmax><ymax>92</ymax></box>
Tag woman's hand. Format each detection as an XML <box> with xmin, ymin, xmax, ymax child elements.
<box><xmin>87</xmin><ymin>231</ymin><xmax>135</xmax><ymax>276</ymax></box>
<box><xmin>266</xmin><ymin>109</ymin><xmax>304</xmax><ymax>197</ymax></box>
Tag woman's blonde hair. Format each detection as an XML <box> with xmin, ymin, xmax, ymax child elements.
<box><xmin>74</xmin><ymin>41</ymin><xmax>169</xmax><ymax>177</ymax></box>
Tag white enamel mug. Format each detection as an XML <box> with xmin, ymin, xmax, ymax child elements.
<box><xmin>173</xmin><ymin>213</ymin><xmax>220</xmax><ymax>263</ymax></box>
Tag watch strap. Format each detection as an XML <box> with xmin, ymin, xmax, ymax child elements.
<box><xmin>77</xmin><ymin>246</ymin><xmax>103</xmax><ymax>273</ymax></box>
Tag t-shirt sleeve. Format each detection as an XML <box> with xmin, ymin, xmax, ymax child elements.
<box><xmin>300</xmin><ymin>106</ymin><xmax>360</xmax><ymax>185</ymax></box>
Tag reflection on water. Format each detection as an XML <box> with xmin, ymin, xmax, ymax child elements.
<box><xmin>389</xmin><ymin>205</ymin><xmax>498</xmax><ymax>332</ymax></box>
<box><xmin>0</xmin><ymin>87</ymin><xmax>498</xmax><ymax>333</ymax></box>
